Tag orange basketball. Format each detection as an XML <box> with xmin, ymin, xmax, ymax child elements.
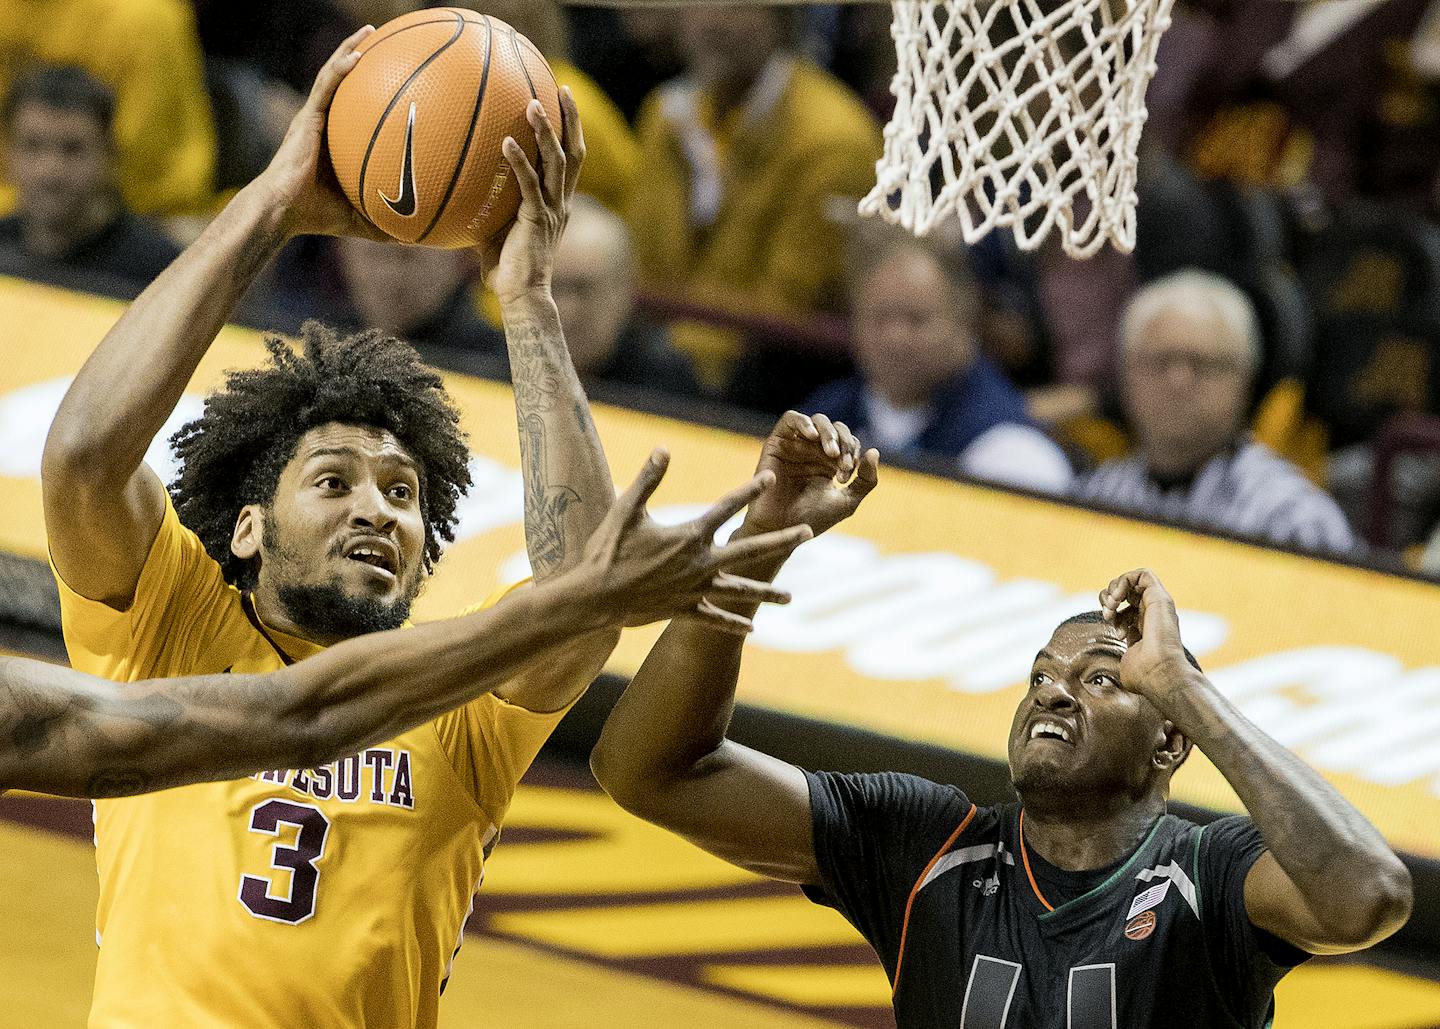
<box><xmin>326</xmin><ymin>8</ymin><xmax>561</xmax><ymax>248</ymax></box>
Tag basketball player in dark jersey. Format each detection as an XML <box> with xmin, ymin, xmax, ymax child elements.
<box><xmin>0</xmin><ymin>456</ymin><xmax>804</xmax><ymax>799</ymax></box>
<box><xmin>592</xmin><ymin>411</ymin><xmax>1412</xmax><ymax>1028</ymax></box>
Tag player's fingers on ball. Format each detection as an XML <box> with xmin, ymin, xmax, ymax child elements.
<box><xmin>339</xmin><ymin>22</ymin><xmax>377</xmax><ymax>52</ymax></box>
<box><xmin>502</xmin><ymin>137</ymin><xmax>544</xmax><ymax>207</ymax></box>
<box><xmin>559</xmin><ymin>86</ymin><xmax>586</xmax><ymax>194</ymax></box>
<box><xmin>526</xmin><ymin>99</ymin><xmax>565</xmax><ymax>205</ymax></box>
<box><xmin>312</xmin><ymin>24</ymin><xmax>374</xmax><ymax>103</ymax></box>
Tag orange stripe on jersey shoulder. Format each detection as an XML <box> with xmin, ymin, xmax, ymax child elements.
<box><xmin>891</xmin><ymin>802</ymin><xmax>977</xmax><ymax>1000</ymax></box>
<box><xmin>1018</xmin><ymin>809</ymin><xmax>1054</xmax><ymax>912</ymax></box>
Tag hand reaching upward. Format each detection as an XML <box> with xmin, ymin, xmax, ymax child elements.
<box><xmin>574</xmin><ymin>450</ymin><xmax>813</xmax><ymax>636</ymax></box>
<box><xmin>255</xmin><ymin>26</ymin><xmax>390</xmax><ymax>241</ymax></box>
<box><xmin>741</xmin><ymin>411</ymin><xmax>880</xmax><ymax>539</ymax></box>
<box><xmin>480</xmin><ymin>88</ymin><xmax>584</xmax><ymax>305</ymax></box>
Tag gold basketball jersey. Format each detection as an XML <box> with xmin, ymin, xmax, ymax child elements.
<box><xmin>55</xmin><ymin>496</ymin><xmax>565</xmax><ymax>1027</ymax></box>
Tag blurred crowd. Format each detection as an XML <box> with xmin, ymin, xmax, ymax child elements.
<box><xmin>4</xmin><ymin>0</ymin><xmax>1440</xmax><ymax>570</ymax></box>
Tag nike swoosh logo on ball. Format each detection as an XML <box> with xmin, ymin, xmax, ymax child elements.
<box><xmin>379</xmin><ymin>102</ymin><xmax>419</xmax><ymax>217</ymax></box>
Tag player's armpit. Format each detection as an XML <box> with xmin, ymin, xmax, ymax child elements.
<box><xmin>1243</xmin><ymin>849</ymin><xmax>1411</xmax><ymax>955</ymax></box>
<box><xmin>593</xmin><ymin>738</ymin><xmax>820</xmax><ymax>885</ymax></box>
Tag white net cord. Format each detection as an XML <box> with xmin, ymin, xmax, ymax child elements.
<box><xmin>859</xmin><ymin>0</ymin><xmax>1176</xmax><ymax>258</ymax></box>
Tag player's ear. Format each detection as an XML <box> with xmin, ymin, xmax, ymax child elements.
<box><xmin>1153</xmin><ymin>720</ymin><xmax>1190</xmax><ymax>773</ymax></box>
<box><xmin>231</xmin><ymin>505</ymin><xmax>264</xmax><ymax>561</ymax></box>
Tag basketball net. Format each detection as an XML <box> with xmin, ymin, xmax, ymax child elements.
<box><xmin>859</xmin><ymin>0</ymin><xmax>1175</xmax><ymax>258</ymax></box>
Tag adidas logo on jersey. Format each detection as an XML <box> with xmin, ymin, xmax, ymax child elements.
<box><xmin>972</xmin><ymin>872</ymin><xmax>1000</xmax><ymax>896</ymax></box>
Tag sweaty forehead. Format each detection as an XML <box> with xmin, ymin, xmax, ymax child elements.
<box><xmin>1036</xmin><ymin>621</ymin><xmax>1127</xmax><ymax>665</ymax></box>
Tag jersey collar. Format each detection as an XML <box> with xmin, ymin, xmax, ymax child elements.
<box><xmin>1018</xmin><ymin>808</ymin><xmax>1166</xmax><ymax>923</ymax></box>
<box><xmin>241</xmin><ymin>592</ymin><xmax>326</xmax><ymax>665</ymax></box>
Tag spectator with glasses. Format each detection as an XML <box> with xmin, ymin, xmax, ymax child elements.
<box><xmin>1073</xmin><ymin>270</ymin><xmax>1355</xmax><ymax>555</ymax></box>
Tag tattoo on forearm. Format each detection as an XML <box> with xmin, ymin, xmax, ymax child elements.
<box><xmin>507</xmin><ymin>319</ymin><xmax>564</xmax><ymax>413</ymax></box>
<box><xmin>520</xmin><ymin>412</ymin><xmax>580</xmax><ymax>574</ymax></box>
<box><xmin>505</xmin><ymin>308</ymin><xmax>611</xmax><ymax>581</ymax></box>
<box><xmin>573</xmin><ymin>400</ymin><xmax>597</xmax><ymax>442</ymax></box>
<box><xmin>0</xmin><ymin>665</ymin><xmax>255</xmax><ymax>797</ymax></box>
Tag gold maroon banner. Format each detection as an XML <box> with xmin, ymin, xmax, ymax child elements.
<box><xmin>3</xmin><ymin>276</ymin><xmax>1440</xmax><ymax>860</ymax></box>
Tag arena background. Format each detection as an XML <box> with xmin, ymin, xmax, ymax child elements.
<box><xmin>4</xmin><ymin>0</ymin><xmax>1440</xmax><ymax>1023</ymax></box>
<box><xmin>2</xmin><ymin>277</ymin><xmax>1440</xmax><ymax>1025</ymax></box>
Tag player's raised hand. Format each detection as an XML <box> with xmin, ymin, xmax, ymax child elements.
<box><xmin>575</xmin><ymin>450</ymin><xmax>812</xmax><ymax>635</ymax></box>
<box><xmin>741</xmin><ymin>411</ymin><xmax>880</xmax><ymax>539</ymax></box>
<box><xmin>481</xmin><ymin>86</ymin><xmax>585</xmax><ymax>304</ymax></box>
<box><xmin>255</xmin><ymin>26</ymin><xmax>390</xmax><ymax>241</ymax></box>
<box><xmin>1099</xmin><ymin>568</ymin><xmax>1195</xmax><ymax>708</ymax></box>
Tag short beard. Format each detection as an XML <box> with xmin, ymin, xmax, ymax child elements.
<box><xmin>260</xmin><ymin>511</ymin><xmax>418</xmax><ymax>640</ymax></box>
<box><xmin>277</xmin><ymin>579</ymin><xmax>412</xmax><ymax>639</ymax></box>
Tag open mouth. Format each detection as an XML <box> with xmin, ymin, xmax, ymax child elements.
<box><xmin>1028</xmin><ymin>720</ymin><xmax>1073</xmax><ymax>744</ymax></box>
<box><xmin>344</xmin><ymin>542</ymin><xmax>398</xmax><ymax>578</ymax></box>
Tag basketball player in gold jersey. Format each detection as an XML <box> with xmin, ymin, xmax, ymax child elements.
<box><xmin>5</xmin><ymin>454</ymin><xmax>803</xmax><ymax>799</ymax></box>
<box><xmin>40</xmin><ymin>25</ymin><xmax>765</xmax><ymax>1027</ymax></box>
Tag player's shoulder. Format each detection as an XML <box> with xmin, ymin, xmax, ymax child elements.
<box><xmin>56</xmin><ymin>488</ymin><xmax>243</xmax><ymax>662</ymax></box>
<box><xmin>1149</xmin><ymin>809</ymin><xmax>1211</xmax><ymax>843</ymax></box>
<box><xmin>1148</xmin><ymin>811</ymin><xmax>1266</xmax><ymax>875</ymax></box>
<box><xmin>806</xmin><ymin>769</ymin><xmax>979</xmax><ymax>830</ymax></box>
<box><xmin>1188</xmin><ymin>812</ymin><xmax>1265</xmax><ymax>856</ymax></box>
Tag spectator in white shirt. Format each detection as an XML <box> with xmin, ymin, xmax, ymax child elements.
<box><xmin>1074</xmin><ymin>269</ymin><xmax>1356</xmax><ymax>555</ymax></box>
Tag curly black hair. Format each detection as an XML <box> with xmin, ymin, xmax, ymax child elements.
<box><xmin>169</xmin><ymin>321</ymin><xmax>472</xmax><ymax>590</ymax></box>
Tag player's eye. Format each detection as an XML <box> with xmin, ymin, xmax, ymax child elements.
<box><xmin>389</xmin><ymin>484</ymin><xmax>413</xmax><ymax>501</ymax></box>
<box><xmin>317</xmin><ymin>475</ymin><xmax>346</xmax><ymax>491</ymax></box>
<box><xmin>1089</xmin><ymin>673</ymin><xmax>1116</xmax><ymax>689</ymax></box>
<box><xmin>1030</xmin><ymin>672</ymin><xmax>1049</xmax><ymax>689</ymax></box>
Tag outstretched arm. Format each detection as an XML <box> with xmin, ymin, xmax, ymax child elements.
<box><xmin>42</xmin><ymin>28</ymin><xmax>386</xmax><ymax>610</ymax></box>
<box><xmin>1</xmin><ymin>455</ymin><xmax>809</xmax><ymax>798</ymax></box>
<box><xmin>483</xmin><ymin>92</ymin><xmax>623</xmax><ymax>711</ymax></box>
<box><xmin>1101</xmin><ymin>569</ymin><xmax>1413</xmax><ymax>955</ymax></box>
<box><xmin>592</xmin><ymin>413</ymin><xmax>879</xmax><ymax>883</ymax></box>
<box><xmin>0</xmin><ymin>584</ymin><xmax>599</xmax><ymax>798</ymax></box>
